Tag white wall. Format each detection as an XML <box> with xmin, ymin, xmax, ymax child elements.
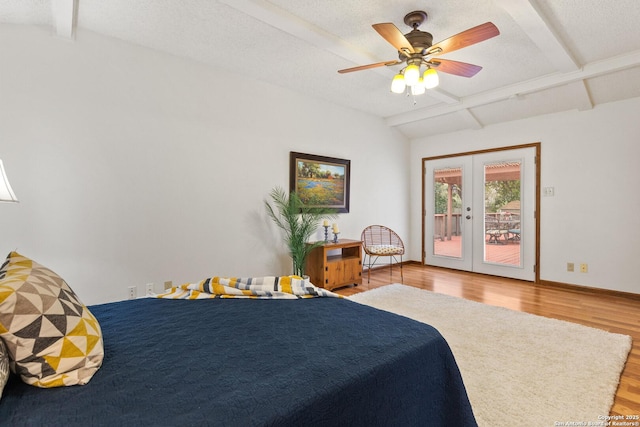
<box><xmin>0</xmin><ymin>24</ymin><xmax>410</xmax><ymax>304</ymax></box>
<box><xmin>410</xmin><ymin>97</ymin><xmax>640</xmax><ymax>294</ymax></box>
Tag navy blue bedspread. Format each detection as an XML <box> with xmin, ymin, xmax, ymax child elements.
<box><xmin>0</xmin><ymin>297</ymin><xmax>476</xmax><ymax>426</ymax></box>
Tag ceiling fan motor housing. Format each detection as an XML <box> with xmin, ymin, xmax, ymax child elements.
<box><xmin>404</xmin><ymin>29</ymin><xmax>433</xmax><ymax>55</ymax></box>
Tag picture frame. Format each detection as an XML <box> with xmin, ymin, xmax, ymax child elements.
<box><xmin>290</xmin><ymin>152</ymin><xmax>350</xmax><ymax>213</ymax></box>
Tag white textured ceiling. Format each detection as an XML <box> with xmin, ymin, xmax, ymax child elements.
<box><xmin>2</xmin><ymin>0</ymin><xmax>640</xmax><ymax>138</ymax></box>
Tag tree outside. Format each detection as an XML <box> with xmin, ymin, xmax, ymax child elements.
<box><xmin>485</xmin><ymin>180</ymin><xmax>520</xmax><ymax>213</ymax></box>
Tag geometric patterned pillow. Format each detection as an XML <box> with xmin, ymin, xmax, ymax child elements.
<box><xmin>0</xmin><ymin>251</ymin><xmax>104</xmax><ymax>388</ymax></box>
<box><xmin>0</xmin><ymin>338</ymin><xmax>8</xmax><ymax>400</ymax></box>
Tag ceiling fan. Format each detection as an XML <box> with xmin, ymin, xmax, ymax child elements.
<box><xmin>338</xmin><ymin>11</ymin><xmax>499</xmax><ymax>94</ymax></box>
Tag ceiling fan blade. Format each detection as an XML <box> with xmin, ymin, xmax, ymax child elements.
<box><xmin>426</xmin><ymin>22</ymin><xmax>499</xmax><ymax>56</ymax></box>
<box><xmin>338</xmin><ymin>60</ymin><xmax>402</xmax><ymax>74</ymax></box>
<box><xmin>428</xmin><ymin>58</ymin><xmax>482</xmax><ymax>78</ymax></box>
<box><xmin>372</xmin><ymin>23</ymin><xmax>415</xmax><ymax>55</ymax></box>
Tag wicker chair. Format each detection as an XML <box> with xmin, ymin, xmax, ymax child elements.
<box><xmin>361</xmin><ymin>225</ymin><xmax>405</xmax><ymax>284</ymax></box>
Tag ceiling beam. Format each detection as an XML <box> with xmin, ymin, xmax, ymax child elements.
<box><xmin>494</xmin><ymin>0</ymin><xmax>579</xmax><ymax>73</ymax></box>
<box><xmin>457</xmin><ymin>109</ymin><xmax>483</xmax><ymax>130</ymax></box>
<box><xmin>51</xmin><ymin>0</ymin><xmax>77</xmax><ymax>40</ymax></box>
<box><xmin>218</xmin><ymin>0</ymin><xmax>395</xmax><ymax>79</ymax></box>
<box><xmin>568</xmin><ymin>80</ymin><xmax>593</xmax><ymax>111</ymax></box>
<box><xmin>386</xmin><ymin>48</ymin><xmax>640</xmax><ymax>126</ymax></box>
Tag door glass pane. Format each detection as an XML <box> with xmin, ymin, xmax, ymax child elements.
<box><xmin>433</xmin><ymin>167</ymin><xmax>462</xmax><ymax>258</ymax></box>
<box><xmin>483</xmin><ymin>161</ymin><xmax>522</xmax><ymax>266</ymax></box>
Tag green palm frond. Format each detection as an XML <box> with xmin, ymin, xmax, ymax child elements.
<box><xmin>265</xmin><ymin>186</ymin><xmax>337</xmax><ymax>276</ymax></box>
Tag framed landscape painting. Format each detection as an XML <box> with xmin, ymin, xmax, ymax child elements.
<box><xmin>290</xmin><ymin>152</ymin><xmax>350</xmax><ymax>213</ymax></box>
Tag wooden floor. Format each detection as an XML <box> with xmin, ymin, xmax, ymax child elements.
<box><xmin>335</xmin><ymin>263</ymin><xmax>640</xmax><ymax>416</ymax></box>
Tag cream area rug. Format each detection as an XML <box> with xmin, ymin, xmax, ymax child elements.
<box><xmin>349</xmin><ymin>284</ymin><xmax>632</xmax><ymax>427</ymax></box>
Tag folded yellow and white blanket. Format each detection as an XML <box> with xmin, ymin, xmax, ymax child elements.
<box><xmin>156</xmin><ymin>275</ymin><xmax>341</xmax><ymax>300</ymax></box>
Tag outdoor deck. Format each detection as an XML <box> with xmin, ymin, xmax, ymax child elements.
<box><xmin>433</xmin><ymin>235</ymin><xmax>521</xmax><ymax>265</ymax></box>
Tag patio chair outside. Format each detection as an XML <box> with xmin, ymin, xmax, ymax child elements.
<box><xmin>485</xmin><ymin>215</ymin><xmax>509</xmax><ymax>244</ymax></box>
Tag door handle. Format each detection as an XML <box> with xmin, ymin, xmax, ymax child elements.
<box><xmin>466</xmin><ymin>215</ymin><xmax>471</xmax><ymax>220</ymax></box>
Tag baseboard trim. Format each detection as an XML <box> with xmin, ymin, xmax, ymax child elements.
<box><xmin>362</xmin><ymin>260</ymin><xmax>413</xmax><ymax>272</ymax></box>
<box><xmin>538</xmin><ymin>279</ymin><xmax>640</xmax><ymax>301</ymax></box>
<box><xmin>417</xmin><ymin>262</ymin><xmax>640</xmax><ymax>300</ymax></box>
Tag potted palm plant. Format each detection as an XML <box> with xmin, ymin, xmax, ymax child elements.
<box><xmin>265</xmin><ymin>186</ymin><xmax>337</xmax><ymax>277</ymax></box>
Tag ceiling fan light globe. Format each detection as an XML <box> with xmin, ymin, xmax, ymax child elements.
<box><xmin>423</xmin><ymin>68</ymin><xmax>439</xmax><ymax>89</ymax></box>
<box><xmin>404</xmin><ymin>63</ymin><xmax>420</xmax><ymax>86</ymax></box>
<box><xmin>411</xmin><ymin>78</ymin><xmax>426</xmax><ymax>95</ymax></box>
<box><xmin>391</xmin><ymin>74</ymin><xmax>406</xmax><ymax>94</ymax></box>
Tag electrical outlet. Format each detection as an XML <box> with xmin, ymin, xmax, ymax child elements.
<box><xmin>128</xmin><ymin>286</ymin><xmax>137</xmax><ymax>299</ymax></box>
<box><xmin>580</xmin><ymin>263</ymin><xmax>588</xmax><ymax>273</ymax></box>
<box><xmin>146</xmin><ymin>283</ymin><xmax>155</xmax><ymax>296</ymax></box>
<box><xmin>164</xmin><ymin>280</ymin><xmax>173</xmax><ymax>290</ymax></box>
<box><xmin>567</xmin><ymin>262</ymin><xmax>574</xmax><ymax>272</ymax></box>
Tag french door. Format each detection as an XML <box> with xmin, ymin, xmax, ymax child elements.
<box><xmin>424</xmin><ymin>146</ymin><xmax>538</xmax><ymax>281</ymax></box>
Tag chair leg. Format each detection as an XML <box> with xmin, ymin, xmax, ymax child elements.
<box><xmin>364</xmin><ymin>253</ymin><xmax>371</xmax><ymax>284</ymax></box>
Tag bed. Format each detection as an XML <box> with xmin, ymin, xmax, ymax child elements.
<box><xmin>0</xmin><ymin>256</ymin><xmax>476</xmax><ymax>426</ymax></box>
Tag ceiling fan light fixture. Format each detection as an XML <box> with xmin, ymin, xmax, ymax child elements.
<box><xmin>338</xmin><ymin>13</ymin><xmax>500</xmax><ymax>100</ymax></box>
<box><xmin>390</xmin><ymin>73</ymin><xmax>406</xmax><ymax>94</ymax></box>
<box><xmin>423</xmin><ymin>68</ymin><xmax>439</xmax><ymax>89</ymax></box>
<box><xmin>403</xmin><ymin>63</ymin><xmax>420</xmax><ymax>86</ymax></box>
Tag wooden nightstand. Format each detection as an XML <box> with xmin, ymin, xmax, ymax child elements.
<box><xmin>305</xmin><ymin>239</ymin><xmax>362</xmax><ymax>291</ymax></box>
